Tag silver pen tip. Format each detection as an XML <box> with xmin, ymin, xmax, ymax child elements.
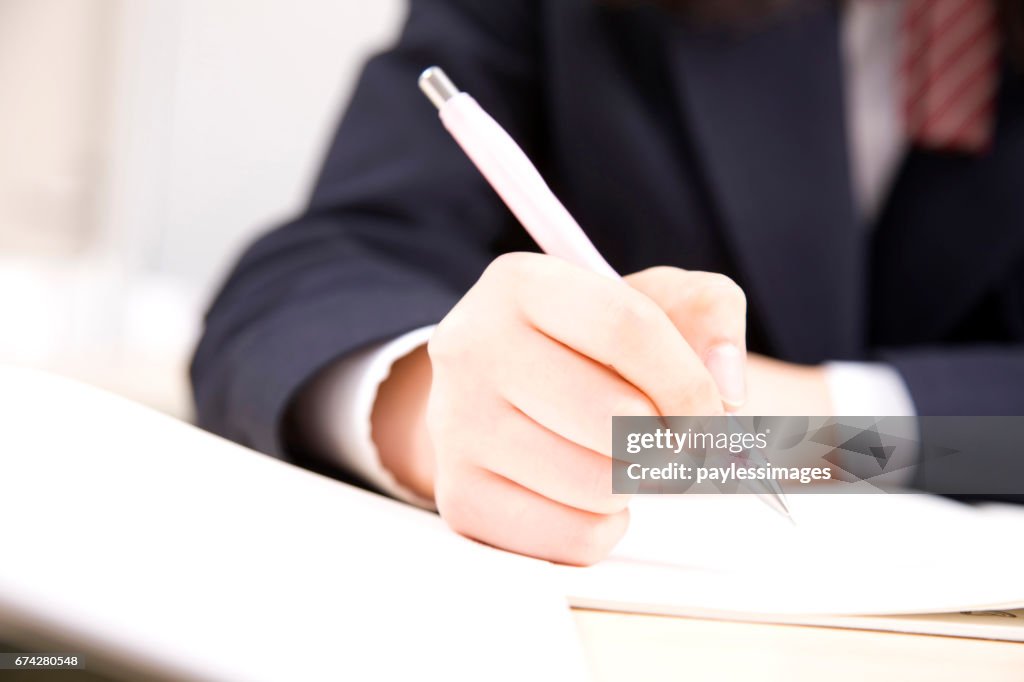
<box><xmin>759</xmin><ymin>490</ymin><xmax>795</xmax><ymax>523</ymax></box>
<box><xmin>419</xmin><ymin>66</ymin><xmax>460</xmax><ymax>110</ymax></box>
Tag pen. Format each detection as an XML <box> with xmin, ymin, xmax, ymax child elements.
<box><xmin>418</xmin><ymin>66</ymin><xmax>792</xmax><ymax>521</ymax></box>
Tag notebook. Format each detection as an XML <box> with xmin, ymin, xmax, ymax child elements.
<box><xmin>558</xmin><ymin>492</ymin><xmax>1024</xmax><ymax>640</ymax></box>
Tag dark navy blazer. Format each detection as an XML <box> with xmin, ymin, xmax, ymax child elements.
<box><xmin>192</xmin><ymin>0</ymin><xmax>1024</xmax><ymax>494</ymax></box>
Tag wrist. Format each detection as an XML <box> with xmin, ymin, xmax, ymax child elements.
<box><xmin>739</xmin><ymin>354</ymin><xmax>833</xmax><ymax>416</ymax></box>
<box><xmin>798</xmin><ymin>364</ymin><xmax>834</xmax><ymax>415</ymax></box>
<box><xmin>371</xmin><ymin>345</ymin><xmax>436</xmax><ymax>500</ymax></box>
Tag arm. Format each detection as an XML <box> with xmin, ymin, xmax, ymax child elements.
<box><xmin>737</xmin><ymin>346</ymin><xmax>1024</xmax><ymax>497</ymax></box>
<box><xmin>190</xmin><ymin>0</ymin><xmax>543</xmax><ymax>457</ymax></box>
<box><xmin>882</xmin><ymin>347</ymin><xmax>1024</xmax><ymax>499</ymax></box>
<box><xmin>883</xmin><ymin>347</ymin><xmax>1024</xmax><ymax>417</ymax></box>
<box><xmin>192</xmin><ymin>0</ymin><xmax>755</xmax><ymax>566</ymax></box>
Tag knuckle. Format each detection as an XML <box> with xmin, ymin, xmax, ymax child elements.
<box><xmin>701</xmin><ymin>271</ymin><xmax>739</xmax><ymax>290</ymax></box>
<box><xmin>608</xmin><ymin>292</ymin><xmax>664</xmax><ymax>346</ymax></box>
<box><xmin>645</xmin><ymin>265</ymin><xmax>682</xmax><ymax>281</ymax></box>
<box><xmin>692</xmin><ymin>274</ymin><xmax>746</xmax><ymax>315</ymax></box>
<box><xmin>485</xmin><ymin>251</ymin><xmax>538</xmax><ymax>281</ymax></box>
<box><xmin>688</xmin><ymin>287</ymin><xmax>719</xmax><ymax>317</ymax></box>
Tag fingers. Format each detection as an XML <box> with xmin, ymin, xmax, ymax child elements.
<box><xmin>493</xmin><ymin>325</ymin><xmax>657</xmax><ymax>456</ymax></box>
<box><xmin>435</xmin><ymin>466</ymin><xmax>631</xmax><ymax>566</ymax></box>
<box><xmin>475</xmin><ymin>402</ymin><xmax>631</xmax><ymax>515</ymax></box>
<box><xmin>625</xmin><ymin>267</ymin><xmax>748</xmax><ymax>410</ymax></box>
<box><xmin>488</xmin><ymin>253</ymin><xmax>724</xmax><ymax>417</ymax></box>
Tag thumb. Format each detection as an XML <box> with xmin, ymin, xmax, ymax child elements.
<box><xmin>625</xmin><ymin>266</ymin><xmax>748</xmax><ymax>411</ymax></box>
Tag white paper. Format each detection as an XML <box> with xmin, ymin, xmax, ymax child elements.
<box><xmin>561</xmin><ymin>491</ymin><xmax>1024</xmax><ymax>618</ymax></box>
<box><xmin>0</xmin><ymin>367</ymin><xmax>587</xmax><ymax>682</ymax></box>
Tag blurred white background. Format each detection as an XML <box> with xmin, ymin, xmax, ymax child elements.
<box><xmin>0</xmin><ymin>0</ymin><xmax>405</xmax><ymax>417</ymax></box>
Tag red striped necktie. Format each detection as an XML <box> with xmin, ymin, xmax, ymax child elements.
<box><xmin>902</xmin><ymin>0</ymin><xmax>1002</xmax><ymax>154</ymax></box>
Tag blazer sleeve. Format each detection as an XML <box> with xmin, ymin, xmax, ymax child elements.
<box><xmin>190</xmin><ymin>0</ymin><xmax>542</xmax><ymax>458</ymax></box>
<box><xmin>880</xmin><ymin>347</ymin><xmax>1024</xmax><ymax>500</ymax></box>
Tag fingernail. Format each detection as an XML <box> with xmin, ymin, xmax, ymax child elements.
<box><xmin>705</xmin><ymin>344</ymin><xmax>746</xmax><ymax>411</ymax></box>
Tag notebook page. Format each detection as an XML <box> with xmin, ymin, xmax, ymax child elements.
<box><xmin>561</xmin><ymin>492</ymin><xmax>1024</xmax><ymax>617</ymax></box>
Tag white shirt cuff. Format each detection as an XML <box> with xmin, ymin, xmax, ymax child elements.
<box><xmin>305</xmin><ymin>325</ymin><xmax>437</xmax><ymax>509</ymax></box>
<box><xmin>824</xmin><ymin>361</ymin><xmax>919</xmax><ymax>485</ymax></box>
<box><xmin>824</xmin><ymin>361</ymin><xmax>916</xmax><ymax>416</ymax></box>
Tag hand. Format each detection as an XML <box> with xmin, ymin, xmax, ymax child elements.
<box><xmin>373</xmin><ymin>254</ymin><xmax>748</xmax><ymax>565</ymax></box>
